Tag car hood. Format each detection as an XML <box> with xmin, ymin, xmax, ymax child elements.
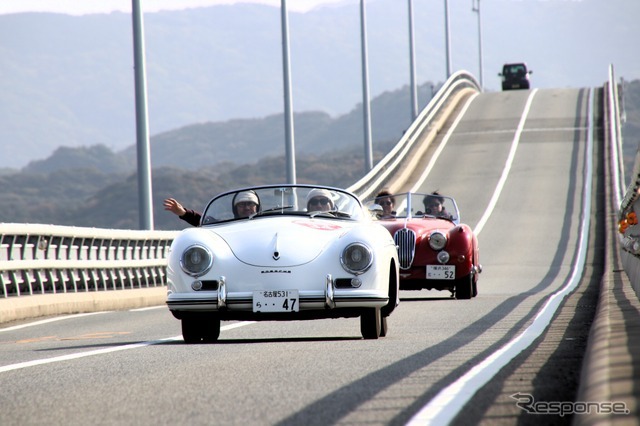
<box><xmin>214</xmin><ymin>217</ymin><xmax>350</xmax><ymax>267</ymax></box>
<box><xmin>379</xmin><ymin>217</ymin><xmax>453</xmax><ymax>233</ymax></box>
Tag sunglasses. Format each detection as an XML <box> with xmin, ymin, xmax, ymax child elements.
<box><xmin>379</xmin><ymin>200</ymin><xmax>393</xmax><ymax>206</ymax></box>
<box><xmin>309</xmin><ymin>197</ymin><xmax>330</xmax><ymax>206</ymax></box>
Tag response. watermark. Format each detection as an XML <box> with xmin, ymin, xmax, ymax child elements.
<box><xmin>511</xmin><ymin>393</ymin><xmax>630</xmax><ymax>416</ymax></box>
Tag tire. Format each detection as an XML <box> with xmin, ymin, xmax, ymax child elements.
<box><xmin>202</xmin><ymin>315</ymin><xmax>221</xmax><ymax>343</ymax></box>
<box><xmin>455</xmin><ymin>275</ymin><xmax>473</xmax><ymax>300</ymax></box>
<box><xmin>360</xmin><ymin>307</ymin><xmax>381</xmax><ymax>339</ymax></box>
<box><xmin>379</xmin><ymin>316</ymin><xmax>388</xmax><ymax>337</ymax></box>
<box><xmin>181</xmin><ymin>318</ymin><xmax>203</xmax><ymax>344</ymax></box>
<box><xmin>381</xmin><ymin>261</ymin><xmax>399</xmax><ymax>317</ymax></box>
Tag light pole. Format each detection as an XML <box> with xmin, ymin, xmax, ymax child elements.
<box><xmin>281</xmin><ymin>0</ymin><xmax>296</xmax><ymax>184</ymax></box>
<box><xmin>444</xmin><ymin>0</ymin><xmax>451</xmax><ymax>78</ymax></box>
<box><xmin>472</xmin><ymin>0</ymin><xmax>484</xmax><ymax>90</ymax></box>
<box><xmin>360</xmin><ymin>0</ymin><xmax>373</xmax><ymax>172</ymax></box>
<box><xmin>131</xmin><ymin>0</ymin><xmax>153</xmax><ymax>230</ymax></box>
<box><xmin>408</xmin><ymin>0</ymin><xmax>418</xmax><ymax>120</ymax></box>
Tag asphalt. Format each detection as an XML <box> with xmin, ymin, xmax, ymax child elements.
<box><xmin>1</xmin><ymin>255</ymin><xmax>639</xmax><ymax>425</ymax></box>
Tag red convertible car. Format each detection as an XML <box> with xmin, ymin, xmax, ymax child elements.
<box><xmin>366</xmin><ymin>192</ymin><xmax>481</xmax><ymax>299</ymax></box>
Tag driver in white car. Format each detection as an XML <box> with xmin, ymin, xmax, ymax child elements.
<box><xmin>306</xmin><ymin>188</ymin><xmax>335</xmax><ymax>212</ymax></box>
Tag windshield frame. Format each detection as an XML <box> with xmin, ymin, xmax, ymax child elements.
<box><xmin>365</xmin><ymin>192</ymin><xmax>461</xmax><ymax>224</ymax></box>
<box><xmin>200</xmin><ymin>184</ymin><xmax>365</xmax><ymax>226</ymax></box>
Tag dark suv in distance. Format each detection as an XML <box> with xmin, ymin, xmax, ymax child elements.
<box><xmin>499</xmin><ymin>63</ymin><xmax>532</xmax><ymax>90</ymax></box>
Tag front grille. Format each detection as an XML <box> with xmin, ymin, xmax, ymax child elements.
<box><xmin>394</xmin><ymin>228</ymin><xmax>416</xmax><ymax>270</ymax></box>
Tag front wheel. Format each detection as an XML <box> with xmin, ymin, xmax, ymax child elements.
<box><xmin>455</xmin><ymin>275</ymin><xmax>473</xmax><ymax>300</ymax></box>
<box><xmin>202</xmin><ymin>315</ymin><xmax>221</xmax><ymax>342</ymax></box>
<box><xmin>181</xmin><ymin>314</ymin><xmax>221</xmax><ymax>343</ymax></box>
<box><xmin>182</xmin><ymin>318</ymin><xmax>204</xmax><ymax>344</ymax></box>
<box><xmin>360</xmin><ymin>307</ymin><xmax>381</xmax><ymax>339</ymax></box>
<box><xmin>379</xmin><ymin>316</ymin><xmax>388</xmax><ymax>337</ymax></box>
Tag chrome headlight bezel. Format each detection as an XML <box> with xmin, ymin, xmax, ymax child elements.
<box><xmin>429</xmin><ymin>231</ymin><xmax>447</xmax><ymax>251</ymax></box>
<box><xmin>180</xmin><ymin>244</ymin><xmax>213</xmax><ymax>277</ymax></box>
<box><xmin>340</xmin><ymin>243</ymin><xmax>373</xmax><ymax>275</ymax></box>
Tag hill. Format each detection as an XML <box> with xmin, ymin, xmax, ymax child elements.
<box><xmin>0</xmin><ymin>142</ymin><xmax>395</xmax><ymax>230</ymax></box>
<box><xmin>22</xmin><ymin>82</ymin><xmax>435</xmax><ymax>173</ymax></box>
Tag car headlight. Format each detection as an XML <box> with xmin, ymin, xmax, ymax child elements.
<box><xmin>340</xmin><ymin>243</ymin><xmax>373</xmax><ymax>275</ymax></box>
<box><xmin>180</xmin><ymin>244</ymin><xmax>213</xmax><ymax>277</ymax></box>
<box><xmin>429</xmin><ymin>231</ymin><xmax>447</xmax><ymax>251</ymax></box>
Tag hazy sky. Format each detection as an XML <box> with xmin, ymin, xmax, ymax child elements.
<box><xmin>0</xmin><ymin>0</ymin><xmax>353</xmax><ymax>15</ymax></box>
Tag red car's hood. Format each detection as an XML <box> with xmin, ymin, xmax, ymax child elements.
<box><xmin>379</xmin><ymin>217</ymin><xmax>454</xmax><ymax>237</ymax></box>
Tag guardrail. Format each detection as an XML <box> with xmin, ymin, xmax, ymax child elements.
<box><xmin>0</xmin><ymin>223</ymin><xmax>177</xmax><ymax>298</ymax></box>
<box><xmin>0</xmin><ymin>71</ymin><xmax>480</xmax><ymax>300</ymax></box>
<box><xmin>348</xmin><ymin>70</ymin><xmax>481</xmax><ymax>199</ymax></box>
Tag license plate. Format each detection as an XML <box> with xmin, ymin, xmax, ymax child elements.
<box><xmin>426</xmin><ymin>265</ymin><xmax>455</xmax><ymax>280</ymax></box>
<box><xmin>253</xmin><ymin>290</ymin><xmax>299</xmax><ymax>312</ymax></box>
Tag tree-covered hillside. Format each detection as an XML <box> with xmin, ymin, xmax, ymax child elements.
<box><xmin>0</xmin><ymin>141</ymin><xmax>395</xmax><ymax>230</ymax></box>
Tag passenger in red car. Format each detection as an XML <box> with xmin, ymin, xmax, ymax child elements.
<box><xmin>375</xmin><ymin>190</ymin><xmax>396</xmax><ymax>218</ymax></box>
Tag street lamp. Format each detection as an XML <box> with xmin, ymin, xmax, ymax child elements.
<box><xmin>281</xmin><ymin>0</ymin><xmax>296</xmax><ymax>184</ymax></box>
<box><xmin>472</xmin><ymin>0</ymin><xmax>484</xmax><ymax>90</ymax></box>
<box><xmin>444</xmin><ymin>0</ymin><xmax>451</xmax><ymax>78</ymax></box>
<box><xmin>408</xmin><ymin>0</ymin><xmax>418</xmax><ymax>120</ymax></box>
<box><xmin>360</xmin><ymin>0</ymin><xmax>373</xmax><ymax>172</ymax></box>
<box><xmin>131</xmin><ymin>0</ymin><xmax>153</xmax><ymax>230</ymax></box>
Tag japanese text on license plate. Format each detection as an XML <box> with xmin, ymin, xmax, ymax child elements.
<box><xmin>253</xmin><ymin>290</ymin><xmax>299</xmax><ymax>312</ymax></box>
<box><xmin>426</xmin><ymin>265</ymin><xmax>455</xmax><ymax>280</ymax></box>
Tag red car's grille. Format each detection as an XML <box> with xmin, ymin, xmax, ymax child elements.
<box><xmin>394</xmin><ymin>228</ymin><xmax>416</xmax><ymax>270</ymax></box>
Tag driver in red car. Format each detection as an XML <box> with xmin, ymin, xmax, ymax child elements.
<box><xmin>423</xmin><ymin>191</ymin><xmax>451</xmax><ymax>219</ymax></box>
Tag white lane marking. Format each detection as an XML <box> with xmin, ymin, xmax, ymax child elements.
<box><xmin>473</xmin><ymin>89</ymin><xmax>538</xmax><ymax>236</ymax></box>
<box><xmin>0</xmin><ymin>312</ymin><xmax>108</xmax><ymax>333</ymax></box>
<box><xmin>407</xmin><ymin>88</ymin><xmax>594</xmax><ymax>425</ymax></box>
<box><xmin>0</xmin><ymin>322</ymin><xmax>256</xmax><ymax>373</ymax></box>
<box><xmin>0</xmin><ymin>304</ymin><xmax>165</xmax><ymax>332</ymax></box>
<box><xmin>129</xmin><ymin>306</ymin><xmax>165</xmax><ymax>312</ymax></box>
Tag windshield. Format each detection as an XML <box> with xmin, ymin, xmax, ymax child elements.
<box><xmin>201</xmin><ymin>185</ymin><xmax>365</xmax><ymax>225</ymax></box>
<box><xmin>503</xmin><ymin>64</ymin><xmax>526</xmax><ymax>76</ymax></box>
<box><xmin>364</xmin><ymin>192</ymin><xmax>460</xmax><ymax>224</ymax></box>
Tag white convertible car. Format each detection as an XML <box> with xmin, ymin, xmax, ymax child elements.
<box><xmin>166</xmin><ymin>184</ymin><xmax>400</xmax><ymax>342</ymax></box>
